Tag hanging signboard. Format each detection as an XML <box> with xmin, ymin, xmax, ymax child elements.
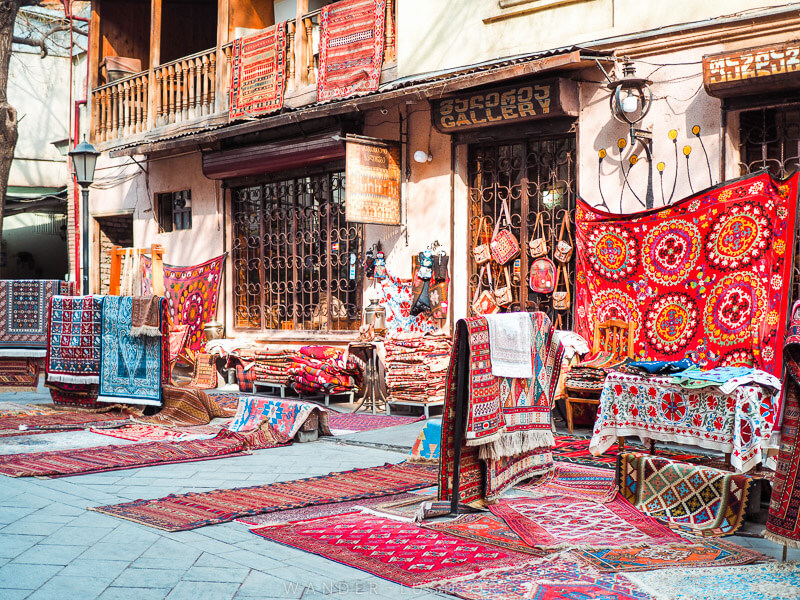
<box><xmin>431</xmin><ymin>77</ymin><xmax>578</xmax><ymax>133</ymax></box>
<box><xmin>703</xmin><ymin>41</ymin><xmax>800</xmax><ymax>97</ymax></box>
<box><xmin>345</xmin><ymin>135</ymin><xmax>402</xmax><ymax>226</ymax></box>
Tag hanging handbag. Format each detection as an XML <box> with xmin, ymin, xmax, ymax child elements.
<box><xmin>493</xmin><ymin>266</ymin><xmax>514</xmax><ymax>307</ymax></box>
<box><xmin>528</xmin><ymin>212</ymin><xmax>548</xmax><ymax>258</ymax></box>
<box><xmin>471</xmin><ymin>266</ymin><xmax>500</xmax><ymax>315</ymax></box>
<box><xmin>411</xmin><ymin>252</ymin><xmax>433</xmax><ymax>316</ymax></box>
<box><xmin>490</xmin><ymin>199</ymin><xmax>520</xmax><ymax>264</ymax></box>
<box><xmin>472</xmin><ymin>217</ymin><xmax>492</xmax><ymax>265</ymax></box>
<box><xmin>552</xmin><ymin>266</ymin><xmax>571</xmax><ymax>310</ymax></box>
<box><xmin>554</xmin><ymin>213</ymin><xmax>574</xmax><ymax>263</ymax></box>
<box><xmin>529</xmin><ymin>257</ymin><xmax>556</xmax><ymax>294</ymax></box>
<box><xmin>433</xmin><ymin>253</ymin><xmax>449</xmax><ymax>281</ymax></box>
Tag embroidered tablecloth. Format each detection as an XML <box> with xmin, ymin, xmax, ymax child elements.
<box><xmin>589</xmin><ymin>372</ymin><xmax>779</xmax><ymax>472</ymax></box>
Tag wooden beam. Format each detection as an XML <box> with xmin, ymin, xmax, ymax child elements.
<box><xmin>216</xmin><ymin>0</ymin><xmax>230</xmax><ymax>113</ymax></box>
<box><xmin>295</xmin><ymin>0</ymin><xmax>309</xmax><ymax>89</ymax></box>
<box><xmin>89</xmin><ymin>0</ymin><xmax>101</xmax><ymax>91</ymax></box>
<box><xmin>147</xmin><ymin>0</ymin><xmax>162</xmax><ymax>129</ymax></box>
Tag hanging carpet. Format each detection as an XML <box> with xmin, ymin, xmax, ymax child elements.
<box><xmin>251</xmin><ymin>512</ymin><xmax>535</xmax><ymax>588</ymax></box>
<box><xmin>142</xmin><ymin>254</ymin><xmax>225</xmax><ymax>352</ymax></box>
<box><xmin>575</xmin><ymin>171</ymin><xmax>799</xmax><ymax>380</ymax></box>
<box><xmin>0</xmin><ymin>358</ymin><xmax>41</xmax><ymax>393</ymax></box>
<box><xmin>90</xmin><ymin>461</ymin><xmax>436</xmax><ymax>531</ymax></box>
<box><xmin>0</xmin><ymin>280</ymin><xmax>74</xmax><ymax>355</ymax></box>
<box><xmin>619</xmin><ymin>452</ymin><xmax>750</xmax><ymax>537</ymax></box>
<box><xmin>489</xmin><ymin>494</ymin><xmax>683</xmax><ymax>550</ymax></box>
<box><xmin>317</xmin><ymin>0</ymin><xmax>386</xmax><ymax>102</ymax></box>
<box><xmin>45</xmin><ymin>295</ymin><xmax>102</xmax><ymax>384</ymax></box>
<box><xmin>98</xmin><ymin>296</ymin><xmax>163</xmax><ymax>406</ymax></box>
<box><xmin>229</xmin><ymin>22</ymin><xmax>287</xmax><ymax>120</ymax></box>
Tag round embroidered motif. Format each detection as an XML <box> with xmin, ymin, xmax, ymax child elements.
<box><xmin>660</xmin><ymin>392</ymin><xmax>687</xmax><ymax>423</ymax></box>
<box><xmin>586</xmin><ymin>225</ymin><xmax>637</xmax><ymax>280</ymax></box>
<box><xmin>594</xmin><ymin>289</ymin><xmax>640</xmax><ymax>330</ymax></box>
<box><xmin>706</xmin><ymin>203</ymin><xmax>770</xmax><ymax>270</ymax></box>
<box><xmin>719</xmin><ymin>349</ymin><xmax>754</xmax><ymax>368</ymax></box>
<box><xmin>644</xmin><ymin>294</ymin><xmax>699</xmax><ymax>354</ymax></box>
<box><xmin>642</xmin><ymin>222</ymin><xmax>701</xmax><ymax>285</ymax></box>
<box><xmin>703</xmin><ymin>272</ymin><xmax>766</xmax><ymax>346</ymax></box>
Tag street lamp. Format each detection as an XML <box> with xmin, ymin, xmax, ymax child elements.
<box><xmin>68</xmin><ymin>138</ymin><xmax>99</xmax><ymax>295</ymax></box>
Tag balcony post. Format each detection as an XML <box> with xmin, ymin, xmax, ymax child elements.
<box><xmin>215</xmin><ymin>0</ymin><xmax>230</xmax><ymax>114</ymax></box>
<box><xmin>295</xmin><ymin>0</ymin><xmax>309</xmax><ymax>88</ymax></box>
<box><xmin>147</xmin><ymin>0</ymin><xmax>162</xmax><ymax>129</ymax></box>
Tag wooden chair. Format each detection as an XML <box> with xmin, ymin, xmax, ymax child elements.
<box><xmin>108</xmin><ymin>244</ymin><xmax>165</xmax><ymax>296</ymax></box>
<box><xmin>564</xmin><ymin>319</ymin><xmax>635</xmax><ymax>434</ymax></box>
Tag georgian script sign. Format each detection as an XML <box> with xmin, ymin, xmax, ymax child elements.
<box><xmin>432</xmin><ymin>78</ymin><xmax>578</xmax><ymax>133</ymax></box>
<box><xmin>703</xmin><ymin>41</ymin><xmax>800</xmax><ymax>97</ymax></box>
<box><xmin>345</xmin><ymin>136</ymin><xmax>401</xmax><ymax>226</ymax></box>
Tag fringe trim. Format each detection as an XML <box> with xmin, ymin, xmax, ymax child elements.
<box><xmin>129</xmin><ymin>325</ymin><xmax>163</xmax><ymax>337</ymax></box>
<box><xmin>0</xmin><ymin>349</ymin><xmax>47</xmax><ymax>357</ymax></box>
<box><xmin>46</xmin><ymin>373</ymin><xmax>99</xmax><ymax>385</ymax></box>
<box><xmin>478</xmin><ymin>429</ymin><xmax>554</xmax><ymax>460</ymax></box>
<box><xmin>96</xmin><ymin>395</ymin><xmax>162</xmax><ymax>407</ymax></box>
<box><xmin>417</xmin><ymin>559</ymin><xmax>544</xmax><ymax>588</ymax></box>
<box><xmin>465</xmin><ymin>430</ymin><xmax>503</xmax><ymax>448</ymax></box>
<box><xmin>358</xmin><ymin>506</ymin><xmax>419</xmax><ymax>523</ymax></box>
<box><xmin>0</xmin><ymin>385</ymin><xmax>38</xmax><ymax>393</ymax></box>
<box><xmin>762</xmin><ymin>529</ymin><xmax>800</xmax><ymax>548</ymax></box>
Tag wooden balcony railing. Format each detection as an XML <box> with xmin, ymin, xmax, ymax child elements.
<box><xmin>92</xmin><ymin>71</ymin><xmax>149</xmax><ymax>143</ymax></box>
<box><xmin>153</xmin><ymin>47</ymin><xmax>218</xmax><ymax>128</ymax></box>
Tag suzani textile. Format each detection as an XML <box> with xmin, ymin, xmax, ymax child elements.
<box><xmin>142</xmin><ymin>255</ymin><xmax>225</xmax><ymax>352</ymax></box>
<box><xmin>317</xmin><ymin>0</ymin><xmax>385</xmax><ymax>102</ymax></box>
<box><xmin>98</xmin><ymin>296</ymin><xmax>163</xmax><ymax>406</ymax></box>
<box><xmin>229</xmin><ymin>23</ymin><xmax>287</xmax><ymax>120</ymax></box>
<box><xmin>46</xmin><ymin>295</ymin><xmax>102</xmax><ymax>384</ymax></box>
<box><xmin>619</xmin><ymin>452</ymin><xmax>750</xmax><ymax>537</ymax></box>
<box><xmin>590</xmin><ymin>372</ymin><xmax>780</xmax><ymax>472</ymax></box>
<box><xmin>576</xmin><ymin>171</ymin><xmax>799</xmax><ymax>376</ymax></box>
<box><xmin>0</xmin><ymin>280</ymin><xmax>72</xmax><ymax>354</ymax></box>
<box><xmin>379</xmin><ymin>275</ymin><xmax>438</xmax><ymax>334</ymax></box>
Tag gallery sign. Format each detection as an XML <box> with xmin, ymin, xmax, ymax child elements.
<box><xmin>432</xmin><ymin>78</ymin><xmax>578</xmax><ymax>133</ymax></box>
<box><xmin>703</xmin><ymin>41</ymin><xmax>800</xmax><ymax>97</ymax></box>
<box><xmin>345</xmin><ymin>135</ymin><xmax>402</xmax><ymax>226</ymax></box>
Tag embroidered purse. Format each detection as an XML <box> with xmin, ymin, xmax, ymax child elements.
<box><xmin>472</xmin><ymin>217</ymin><xmax>492</xmax><ymax>265</ymax></box>
<box><xmin>490</xmin><ymin>199</ymin><xmax>520</xmax><ymax>264</ymax></box>
<box><xmin>529</xmin><ymin>257</ymin><xmax>556</xmax><ymax>294</ymax></box>
<box><xmin>552</xmin><ymin>266</ymin><xmax>571</xmax><ymax>310</ymax></box>
<box><xmin>493</xmin><ymin>267</ymin><xmax>513</xmax><ymax>307</ymax></box>
<box><xmin>471</xmin><ymin>266</ymin><xmax>500</xmax><ymax>315</ymax></box>
<box><xmin>554</xmin><ymin>213</ymin><xmax>573</xmax><ymax>263</ymax></box>
<box><xmin>528</xmin><ymin>212</ymin><xmax>548</xmax><ymax>258</ymax></box>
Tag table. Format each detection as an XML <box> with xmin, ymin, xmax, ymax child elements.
<box><xmin>348</xmin><ymin>342</ymin><xmax>387</xmax><ymax>414</ymax></box>
<box><xmin>589</xmin><ymin>372</ymin><xmax>780</xmax><ymax>472</ymax></box>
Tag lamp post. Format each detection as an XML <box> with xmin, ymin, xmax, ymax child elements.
<box><xmin>68</xmin><ymin>138</ymin><xmax>99</xmax><ymax>295</ymax></box>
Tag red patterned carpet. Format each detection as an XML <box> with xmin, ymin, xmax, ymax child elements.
<box><xmin>0</xmin><ymin>411</ymin><xmax>133</xmax><ymax>438</ymax></box>
<box><xmin>91</xmin><ymin>462</ymin><xmax>436</xmax><ymax>531</ymax></box>
<box><xmin>327</xmin><ymin>412</ymin><xmax>425</xmax><ymax>433</ymax></box>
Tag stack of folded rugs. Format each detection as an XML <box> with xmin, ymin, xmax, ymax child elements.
<box><xmin>288</xmin><ymin>346</ymin><xmax>362</xmax><ymax>396</ymax></box>
<box><xmin>230</xmin><ymin>349</ymin><xmax>297</xmax><ymax>392</ymax></box>
<box><xmin>385</xmin><ymin>333</ymin><xmax>452</xmax><ymax>404</ymax></box>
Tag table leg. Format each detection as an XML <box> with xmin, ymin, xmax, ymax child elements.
<box><xmin>618</xmin><ymin>437</ymin><xmax>625</xmax><ymax>453</ymax></box>
<box><xmin>649</xmin><ymin>440</ymin><xmax>656</xmax><ymax>454</ymax></box>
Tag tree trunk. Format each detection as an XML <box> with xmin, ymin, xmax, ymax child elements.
<box><xmin>0</xmin><ymin>0</ymin><xmax>40</xmax><ymax>243</ymax></box>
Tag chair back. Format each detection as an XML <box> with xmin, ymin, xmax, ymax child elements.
<box><xmin>592</xmin><ymin>319</ymin><xmax>634</xmax><ymax>359</ymax></box>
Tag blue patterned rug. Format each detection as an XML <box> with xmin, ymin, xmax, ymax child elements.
<box><xmin>98</xmin><ymin>296</ymin><xmax>162</xmax><ymax>406</ymax></box>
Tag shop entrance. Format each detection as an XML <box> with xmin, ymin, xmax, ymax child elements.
<box><xmin>95</xmin><ymin>214</ymin><xmax>133</xmax><ymax>294</ymax></box>
<box><xmin>467</xmin><ymin>132</ymin><xmax>577</xmax><ymax>328</ymax></box>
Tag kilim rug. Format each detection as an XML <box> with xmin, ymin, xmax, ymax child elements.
<box><xmin>142</xmin><ymin>255</ymin><xmax>225</xmax><ymax>352</ymax></box>
<box><xmin>98</xmin><ymin>296</ymin><xmax>163</xmax><ymax>406</ymax></box>
<box><xmin>0</xmin><ymin>410</ymin><xmax>132</xmax><ymax>438</ymax></box>
<box><xmin>435</xmin><ymin>554</ymin><xmax>654</xmax><ymax>600</ymax></box>
<box><xmin>623</xmin><ymin>562</ymin><xmax>800</xmax><ymax>600</ymax></box>
<box><xmin>0</xmin><ymin>280</ymin><xmax>73</xmax><ymax>354</ymax></box>
<box><xmin>235</xmin><ymin>492</ymin><xmax>422</xmax><ymax>527</ymax></box>
<box><xmin>0</xmin><ymin>358</ymin><xmax>40</xmax><ymax>393</ymax></box>
<box><xmin>229</xmin><ymin>23</ymin><xmax>287</xmax><ymax>119</ymax></box>
<box><xmin>575</xmin><ymin>171</ymin><xmax>799</xmax><ymax>378</ymax></box>
<box><xmin>517</xmin><ymin>460</ymin><xmax>617</xmax><ymax>501</ymax></box>
<box><xmin>45</xmin><ymin>295</ymin><xmax>102</xmax><ymax>384</ymax></box>
<box><xmin>327</xmin><ymin>411</ymin><xmax>424</xmax><ymax>434</ymax></box>
<box><xmin>766</xmin><ymin>351</ymin><xmax>800</xmax><ymax>547</ymax></box>
<box><xmin>228</xmin><ymin>395</ymin><xmax>330</xmax><ymax>439</ymax></box>
<box><xmin>423</xmin><ymin>513</ymin><xmax>546</xmax><ymax>557</ymax></box>
<box><xmin>185</xmin><ymin>352</ymin><xmax>218</xmax><ymax>389</ymax></box>
<box><xmin>91</xmin><ymin>462</ymin><xmax>437</xmax><ymax>531</ymax></box>
<box><xmin>0</xmin><ymin>431</ymin><xmax>252</xmax><ymax>477</ymax></box>
<box><xmin>489</xmin><ymin>494</ymin><xmax>683</xmax><ymax>550</ymax></box>
<box><xmin>551</xmin><ymin>434</ymin><xmax>713</xmax><ymax>469</ymax></box>
<box><xmin>317</xmin><ymin>0</ymin><xmax>385</xmax><ymax>102</ymax></box>
<box><xmin>139</xmin><ymin>386</ymin><xmax>234</xmax><ymax>428</ymax></box>
<box><xmin>89</xmin><ymin>423</ymin><xmax>217</xmax><ymax>443</ymax></box>
<box><xmin>408</xmin><ymin>418</ymin><xmax>441</xmax><ymax>462</ymax></box>
<box><xmin>251</xmin><ymin>512</ymin><xmax>535</xmax><ymax>587</ymax></box>
<box><xmin>205</xmin><ymin>392</ymin><xmax>241</xmax><ymax>412</ymax></box>
<box><xmin>47</xmin><ymin>382</ymin><xmax>103</xmax><ymax>409</ymax></box>
<box><xmin>620</xmin><ymin>452</ymin><xmax>751</xmax><ymax>537</ymax></box>
<box><xmin>574</xmin><ymin>538</ymin><xmax>768</xmax><ymax>573</ymax></box>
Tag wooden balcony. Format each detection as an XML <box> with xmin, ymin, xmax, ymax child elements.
<box><xmin>90</xmin><ymin>0</ymin><xmax>396</xmax><ymax>147</ymax></box>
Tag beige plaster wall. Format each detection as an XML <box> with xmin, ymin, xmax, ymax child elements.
<box><xmin>397</xmin><ymin>0</ymin><xmax>786</xmax><ymax>77</ymax></box>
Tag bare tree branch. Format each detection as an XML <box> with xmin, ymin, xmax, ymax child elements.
<box><xmin>12</xmin><ymin>23</ymin><xmax>80</xmax><ymax>58</ymax></box>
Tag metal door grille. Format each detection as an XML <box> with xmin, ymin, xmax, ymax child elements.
<box><xmin>231</xmin><ymin>171</ymin><xmax>363</xmax><ymax>331</ymax></box>
<box><xmin>468</xmin><ymin>133</ymin><xmax>577</xmax><ymax>328</ymax></box>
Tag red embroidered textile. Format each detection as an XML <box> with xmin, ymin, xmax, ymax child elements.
<box><xmin>229</xmin><ymin>23</ymin><xmax>287</xmax><ymax>120</ymax></box>
<box><xmin>575</xmin><ymin>171</ymin><xmax>798</xmax><ymax>377</ymax></box>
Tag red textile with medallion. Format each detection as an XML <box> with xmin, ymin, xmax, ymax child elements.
<box><xmin>142</xmin><ymin>255</ymin><xmax>225</xmax><ymax>352</ymax></box>
<box><xmin>576</xmin><ymin>171</ymin><xmax>798</xmax><ymax>377</ymax></box>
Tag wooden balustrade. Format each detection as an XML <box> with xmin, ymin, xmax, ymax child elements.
<box><xmin>154</xmin><ymin>47</ymin><xmax>217</xmax><ymax>128</ymax></box>
<box><xmin>92</xmin><ymin>72</ymin><xmax>149</xmax><ymax>143</ymax></box>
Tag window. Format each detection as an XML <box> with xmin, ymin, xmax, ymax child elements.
<box><xmin>231</xmin><ymin>170</ymin><xmax>363</xmax><ymax>332</ymax></box>
<box><xmin>157</xmin><ymin>190</ymin><xmax>192</xmax><ymax>232</ymax></box>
